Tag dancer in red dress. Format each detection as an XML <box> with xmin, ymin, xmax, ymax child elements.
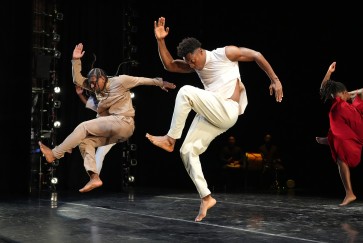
<box><xmin>316</xmin><ymin>61</ymin><xmax>363</xmax><ymax>206</ymax></box>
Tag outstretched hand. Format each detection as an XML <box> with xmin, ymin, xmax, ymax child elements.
<box><xmin>160</xmin><ymin>81</ymin><xmax>176</xmax><ymax>92</ymax></box>
<box><xmin>269</xmin><ymin>80</ymin><xmax>283</xmax><ymax>102</ymax></box>
<box><xmin>154</xmin><ymin>17</ymin><xmax>169</xmax><ymax>40</ymax></box>
<box><xmin>73</xmin><ymin>43</ymin><xmax>85</xmax><ymax>59</ymax></box>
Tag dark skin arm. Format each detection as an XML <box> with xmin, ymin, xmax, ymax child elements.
<box><xmin>75</xmin><ymin>85</ymin><xmax>87</xmax><ymax>105</ymax></box>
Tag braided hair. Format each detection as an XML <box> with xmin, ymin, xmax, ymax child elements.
<box><xmin>87</xmin><ymin>68</ymin><xmax>108</xmax><ymax>84</ymax></box>
<box><xmin>320</xmin><ymin>79</ymin><xmax>347</xmax><ymax>103</ymax></box>
<box><xmin>85</xmin><ymin>68</ymin><xmax>109</xmax><ymax>100</ymax></box>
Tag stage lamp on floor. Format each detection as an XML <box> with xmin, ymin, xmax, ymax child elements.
<box><xmin>50</xmin><ymin>192</ymin><xmax>58</xmax><ymax>208</ymax></box>
<box><xmin>286</xmin><ymin>179</ymin><xmax>295</xmax><ymax>189</ymax></box>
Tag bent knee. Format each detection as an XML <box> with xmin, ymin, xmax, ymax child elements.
<box><xmin>178</xmin><ymin>85</ymin><xmax>196</xmax><ymax>96</ymax></box>
<box><xmin>78</xmin><ymin>142</ymin><xmax>94</xmax><ymax>154</ymax></box>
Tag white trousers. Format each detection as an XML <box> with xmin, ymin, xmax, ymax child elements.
<box><xmin>167</xmin><ymin>85</ymin><xmax>239</xmax><ymax>198</ymax></box>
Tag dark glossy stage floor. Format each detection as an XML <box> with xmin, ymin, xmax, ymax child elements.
<box><xmin>1</xmin><ymin>186</ymin><xmax>362</xmax><ymax>243</ymax></box>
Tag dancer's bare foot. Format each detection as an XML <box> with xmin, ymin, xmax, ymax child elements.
<box><xmin>38</xmin><ymin>141</ymin><xmax>56</xmax><ymax>163</ymax></box>
<box><xmin>145</xmin><ymin>133</ymin><xmax>175</xmax><ymax>152</ymax></box>
<box><xmin>79</xmin><ymin>173</ymin><xmax>103</xmax><ymax>193</ymax></box>
<box><xmin>316</xmin><ymin>137</ymin><xmax>329</xmax><ymax>145</ymax></box>
<box><xmin>339</xmin><ymin>195</ymin><xmax>356</xmax><ymax>206</ymax></box>
<box><xmin>195</xmin><ymin>195</ymin><xmax>217</xmax><ymax>222</ymax></box>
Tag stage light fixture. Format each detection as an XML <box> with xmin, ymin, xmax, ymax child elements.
<box><xmin>53</xmin><ymin>121</ymin><xmax>61</xmax><ymax>128</ymax></box>
<box><xmin>54</xmin><ymin>86</ymin><xmax>61</xmax><ymax>93</ymax></box>
<box><xmin>55</xmin><ymin>12</ymin><xmax>63</xmax><ymax>20</ymax></box>
<box><xmin>52</xmin><ymin>33</ymin><xmax>60</xmax><ymax>42</ymax></box>
<box><xmin>122</xmin><ymin>167</ymin><xmax>129</xmax><ymax>173</ymax></box>
<box><xmin>53</xmin><ymin>160</ymin><xmax>59</xmax><ymax>166</ymax></box>
<box><xmin>50</xmin><ymin>192</ymin><xmax>58</xmax><ymax>208</ymax></box>
<box><xmin>130</xmin><ymin>144</ymin><xmax>137</xmax><ymax>151</ymax></box>
<box><xmin>130</xmin><ymin>159</ymin><xmax>137</xmax><ymax>166</ymax></box>
<box><xmin>130</xmin><ymin>45</ymin><xmax>137</xmax><ymax>53</ymax></box>
<box><xmin>54</xmin><ymin>100</ymin><xmax>61</xmax><ymax>108</ymax></box>
<box><xmin>51</xmin><ymin>177</ymin><xmax>58</xmax><ymax>184</ymax></box>
<box><xmin>128</xmin><ymin>176</ymin><xmax>135</xmax><ymax>183</ymax></box>
<box><xmin>51</xmin><ymin>192</ymin><xmax>57</xmax><ymax>201</ymax></box>
<box><xmin>54</xmin><ymin>50</ymin><xmax>61</xmax><ymax>59</ymax></box>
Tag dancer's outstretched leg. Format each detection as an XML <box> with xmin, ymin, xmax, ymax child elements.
<box><xmin>79</xmin><ymin>172</ymin><xmax>103</xmax><ymax>193</ymax></box>
<box><xmin>38</xmin><ymin>141</ymin><xmax>56</xmax><ymax>163</ymax></box>
<box><xmin>145</xmin><ymin>133</ymin><xmax>175</xmax><ymax>152</ymax></box>
<box><xmin>195</xmin><ymin>195</ymin><xmax>217</xmax><ymax>222</ymax></box>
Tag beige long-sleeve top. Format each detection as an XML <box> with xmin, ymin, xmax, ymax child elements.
<box><xmin>72</xmin><ymin>59</ymin><xmax>163</xmax><ymax>117</ymax></box>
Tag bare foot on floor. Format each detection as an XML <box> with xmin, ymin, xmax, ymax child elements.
<box><xmin>145</xmin><ymin>133</ymin><xmax>175</xmax><ymax>152</ymax></box>
<box><xmin>195</xmin><ymin>195</ymin><xmax>217</xmax><ymax>222</ymax></box>
<box><xmin>38</xmin><ymin>141</ymin><xmax>56</xmax><ymax>163</ymax></box>
<box><xmin>79</xmin><ymin>177</ymin><xmax>103</xmax><ymax>193</ymax></box>
<box><xmin>339</xmin><ymin>195</ymin><xmax>356</xmax><ymax>206</ymax></box>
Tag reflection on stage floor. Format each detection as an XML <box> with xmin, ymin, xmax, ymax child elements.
<box><xmin>0</xmin><ymin>187</ymin><xmax>362</xmax><ymax>243</ymax></box>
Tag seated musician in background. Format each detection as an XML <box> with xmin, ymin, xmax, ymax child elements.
<box><xmin>259</xmin><ymin>133</ymin><xmax>285</xmax><ymax>190</ymax></box>
<box><xmin>259</xmin><ymin>134</ymin><xmax>282</xmax><ymax>168</ymax></box>
<box><xmin>220</xmin><ymin>135</ymin><xmax>244</xmax><ymax>168</ymax></box>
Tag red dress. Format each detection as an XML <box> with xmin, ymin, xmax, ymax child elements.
<box><xmin>327</xmin><ymin>96</ymin><xmax>363</xmax><ymax>167</ymax></box>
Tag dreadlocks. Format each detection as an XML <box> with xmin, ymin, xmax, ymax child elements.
<box><xmin>320</xmin><ymin>79</ymin><xmax>347</xmax><ymax>103</ymax></box>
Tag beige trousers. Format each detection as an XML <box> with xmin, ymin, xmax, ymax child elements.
<box><xmin>52</xmin><ymin>115</ymin><xmax>134</xmax><ymax>174</ymax></box>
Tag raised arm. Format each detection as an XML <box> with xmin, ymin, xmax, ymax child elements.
<box><xmin>321</xmin><ymin>61</ymin><xmax>336</xmax><ymax>89</ymax></box>
<box><xmin>226</xmin><ymin>46</ymin><xmax>283</xmax><ymax>102</ymax></box>
<box><xmin>71</xmin><ymin>43</ymin><xmax>87</xmax><ymax>88</ymax></box>
<box><xmin>154</xmin><ymin>17</ymin><xmax>193</xmax><ymax>73</ymax></box>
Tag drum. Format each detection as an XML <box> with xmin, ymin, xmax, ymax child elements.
<box><xmin>245</xmin><ymin>152</ymin><xmax>263</xmax><ymax>171</ymax></box>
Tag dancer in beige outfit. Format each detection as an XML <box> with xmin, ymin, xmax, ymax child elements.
<box><xmin>40</xmin><ymin>43</ymin><xmax>176</xmax><ymax>193</ymax></box>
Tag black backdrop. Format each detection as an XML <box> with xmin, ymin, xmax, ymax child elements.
<box><xmin>4</xmin><ymin>1</ymin><xmax>363</xmax><ymax>196</ymax></box>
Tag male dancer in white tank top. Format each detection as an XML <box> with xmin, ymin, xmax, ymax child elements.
<box><xmin>146</xmin><ymin>17</ymin><xmax>283</xmax><ymax>222</ymax></box>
